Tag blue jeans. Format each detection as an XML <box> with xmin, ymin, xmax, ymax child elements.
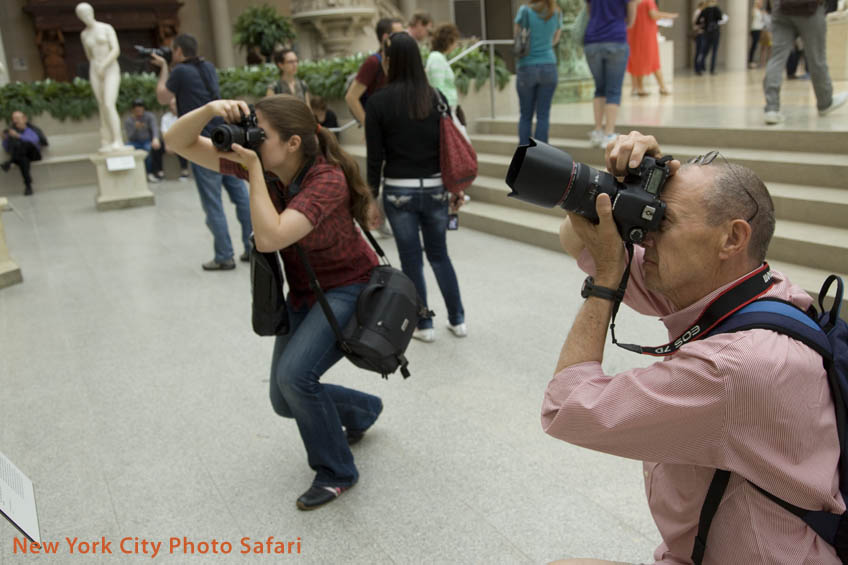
<box><xmin>697</xmin><ymin>31</ymin><xmax>720</xmax><ymax>74</ymax></box>
<box><xmin>382</xmin><ymin>183</ymin><xmax>464</xmax><ymax>329</ymax></box>
<box><xmin>190</xmin><ymin>163</ymin><xmax>253</xmax><ymax>262</ymax></box>
<box><xmin>516</xmin><ymin>63</ymin><xmax>558</xmax><ymax>145</ymax></box>
<box><xmin>269</xmin><ymin>283</ymin><xmax>383</xmax><ymax>488</ymax></box>
<box><xmin>584</xmin><ymin>42</ymin><xmax>630</xmax><ymax>105</ymax></box>
<box><xmin>129</xmin><ymin>140</ymin><xmax>153</xmax><ymax>173</ymax></box>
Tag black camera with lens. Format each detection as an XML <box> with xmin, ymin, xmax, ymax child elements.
<box><xmin>134</xmin><ymin>44</ymin><xmax>172</xmax><ymax>64</ymax></box>
<box><xmin>211</xmin><ymin>105</ymin><xmax>266</xmax><ymax>151</ymax></box>
<box><xmin>505</xmin><ymin>139</ymin><xmax>673</xmax><ymax>244</ymax></box>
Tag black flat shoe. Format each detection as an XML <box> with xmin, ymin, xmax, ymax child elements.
<box><xmin>296</xmin><ymin>485</ymin><xmax>350</xmax><ymax>511</ymax></box>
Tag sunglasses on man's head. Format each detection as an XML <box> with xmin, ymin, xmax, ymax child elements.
<box><xmin>686</xmin><ymin>150</ymin><xmax>758</xmax><ymax>223</ymax></box>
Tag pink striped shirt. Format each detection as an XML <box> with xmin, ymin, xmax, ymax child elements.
<box><xmin>542</xmin><ymin>246</ymin><xmax>843</xmax><ymax>564</ymax></box>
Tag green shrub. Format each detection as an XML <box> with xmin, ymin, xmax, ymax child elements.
<box><xmin>0</xmin><ymin>43</ymin><xmax>510</xmax><ymax>122</ymax></box>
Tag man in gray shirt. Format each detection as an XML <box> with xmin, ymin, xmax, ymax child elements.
<box><xmin>125</xmin><ymin>98</ymin><xmax>161</xmax><ymax>182</ymax></box>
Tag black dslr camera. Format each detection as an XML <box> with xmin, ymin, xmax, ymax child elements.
<box><xmin>134</xmin><ymin>44</ymin><xmax>172</xmax><ymax>64</ymax></box>
<box><xmin>505</xmin><ymin>139</ymin><xmax>673</xmax><ymax>244</ymax></box>
<box><xmin>211</xmin><ymin>105</ymin><xmax>266</xmax><ymax>151</ymax></box>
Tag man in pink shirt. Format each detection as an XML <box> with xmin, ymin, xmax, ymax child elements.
<box><xmin>545</xmin><ymin>132</ymin><xmax>842</xmax><ymax>564</ymax></box>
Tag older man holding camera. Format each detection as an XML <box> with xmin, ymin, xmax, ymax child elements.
<box><xmin>545</xmin><ymin>132</ymin><xmax>842</xmax><ymax>564</ymax></box>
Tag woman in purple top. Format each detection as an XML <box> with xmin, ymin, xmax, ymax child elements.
<box><xmin>583</xmin><ymin>0</ymin><xmax>638</xmax><ymax>149</ymax></box>
<box><xmin>1</xmin><ymin>111</ymin><xmax>43</xmax><ymax>195</ymax></box>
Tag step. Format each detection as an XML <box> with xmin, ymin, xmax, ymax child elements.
<box><xmin>460</xmin><ymin>200</ymin><xmax>848</xmax><ymax>316</ymax></box>
<box><xmin>468</xmin><ymin>134</ymin><xmax>848</xmax><ymax>190</ymax></box>
<box><xmin>475</xmin><ymin>118</ymin><xmax>848</xmax><ymax>155</ymax></box>
<box><xmin>0</xmin><ymin>154</ymin><xmax>97</xmax><ymax>194</ymax></box>
<box><xmin>767</xmin><ymin>220</ymin><xmax>848</xmax><ymax>275</ymax></box>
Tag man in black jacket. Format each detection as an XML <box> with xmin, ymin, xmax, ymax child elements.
<box><xmin>150</xmin><ymin>34</ymin><xmax>253</xmax><ymax>271</ymax></box>
<box><xmin>1</xmin><ymin>111</ymin><xmax>48</xmax><ymax>196</ymax></box>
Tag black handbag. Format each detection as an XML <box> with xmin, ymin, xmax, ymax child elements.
<box><xmin>513</xmin><ymin>5</ymin><xmax>531</xmax><ymax>58</ymax></box>
<box><xmin>249</xmin><ymin>235</ymin><xmax>290</xmax><ymax>336</ymax></box>
<box><xmin>295</xmin><ymin>228</ymin><xmax>430</xmax><ymax>379</ymax></box>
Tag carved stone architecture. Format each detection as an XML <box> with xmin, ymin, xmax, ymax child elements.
<box><xmin>292</xmin><ymin>0</ymin><xmax>404</xmax><ymax>58</ymax></box>
<box><xmin>23</xmin><ymin>0</ymin><xmax>182</xmax><ymax>81</ymax></box>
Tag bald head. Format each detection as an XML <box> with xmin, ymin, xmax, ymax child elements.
<box><xmin>685</xmin><ymin>161</ymin><xmax>775</xmax><ymax>265</ymax></box>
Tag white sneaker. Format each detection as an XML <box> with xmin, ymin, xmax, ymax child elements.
<box><xmin>146</xmin><ymin>173</ymin><xmax>160</xmax><ymax>183</ymax></box>
<box><xmin>412</xmin><ymin>328</ymin><xmax>435</xmax><ymax>342</ymax></box>
<box><xmin>819</xmin><ymin>92</ymin><xmax>848</xmax><ymax>116</ymax></box>
<box><xmin>588</xmin><ymin>129</ymin><xmax>603</xmax><ymax>147</ymax></box>
<box><xmin>764</xmin><ymin>111</ymin><xmax>784</xmax><ymax>125</ymax></box>
<box><xmin>600</xmin><ymin>133</ymin><xmax>618</xmax><ymax>149</ymax></box>
<box><xmin>447</xmin><ymin>323</ymin><xmax>467</xmax><ymax>337</ymax></box>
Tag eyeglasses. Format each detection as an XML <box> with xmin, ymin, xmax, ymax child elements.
<box><xmin>686</xmin><ymin>150</ymin><xmax>758</xmax><ymax>223</ymax></box>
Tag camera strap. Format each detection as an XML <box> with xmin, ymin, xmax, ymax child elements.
<box><xmin>609</xmin><ymin>244</ymin><xmax>775</xmax><ymax>357</ymax></box>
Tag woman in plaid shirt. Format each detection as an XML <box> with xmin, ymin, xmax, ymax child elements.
<box><xmin>164</xmin><ymin>94</ymin><xmax>384</xmax><ymax>512</ymax></box>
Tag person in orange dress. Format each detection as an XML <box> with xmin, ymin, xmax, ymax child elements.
<box><xmin>627</xmin><ymin>0</ymin><xmax>678</xmax><ymax>95</ymax></box>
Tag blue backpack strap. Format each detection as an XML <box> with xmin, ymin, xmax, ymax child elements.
<box><xmin>693</xmin><ymin>298</ymin><xmax>845</xmax><ymax>563</ymax></box>
<box><xmin>710</xmin><ymin>298</ymin><xmax>832</xmax><ymax>360</ymax></box>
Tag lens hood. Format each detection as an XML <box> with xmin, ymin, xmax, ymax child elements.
<box><xmin>506</xmin><ymin>139</ymin><xmax>577</xmax><ymax>208</ymax></box>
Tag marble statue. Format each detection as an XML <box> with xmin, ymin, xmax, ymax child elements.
<box><xmin>76</xmin><ymin>2</ymin><xmax>124</xmax><ymax>152</ymax></box>
<box><xmin>557</xmin><ymin>0</ymin><xmax>591</xmax><ymax>79</ymax></box>
<box><xmin>828</xmin><ymin>0</ymin><xmax>848</xmax><ymax>20</ymax></box>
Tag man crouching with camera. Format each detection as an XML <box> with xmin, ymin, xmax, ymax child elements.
<box><xmin>545</xmin><ymin>132</ymin><xmax>842</xmax><ymax>564</ymax></box>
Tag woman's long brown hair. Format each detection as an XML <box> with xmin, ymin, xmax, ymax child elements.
<box><xmin>255</xmin><ymin>94</ymin><xmax>374</xmax><ymax>227</ymax></box>
<box><xmin>530</xmin><ymin>0</ymin><xmax>558</xmax><ymax>20</ymax></box>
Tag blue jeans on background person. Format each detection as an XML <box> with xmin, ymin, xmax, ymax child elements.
<box><xmin>698</xmin><ymin>31</ymin><xmax>720</xmax><ymax>74</ymax></box>
<box><xmin>583</xmin><ymin>42</ymin><xmax>630</xmax><ymax>105</ymax></box>
<box><xmin>129</xmin><ymin>140</ymin><xmax>153</xmax><ymax>173</ymax></box>
<box><xmin>190</xmin><ymin>162</ymin><xmax>253</xmax><ymax>263</ymax></box>
<box><xmin>382</xmin><ymin>183</ymin><xmax>464</xmax><ymax>330</ymax></box>
<box><xmin>694</xmin><ymin>34</ymin><xmax>706</xmax><ymax>73</ymax></box>
<box><xmin>516</xmin><ymin>63</ymin><xmax>558</xmax><ymax>145</ymax></box>
<box><xmin>269</xmin><ymin>283</ymin><xmax>383</xmax><ymax>488</ymax></box>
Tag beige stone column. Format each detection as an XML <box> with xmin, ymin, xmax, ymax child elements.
<box><xmin>0</xmin><ymin>27</ymin><xmax>10</xmax><ymax>86</ymax></box>
<box><xmin>398</xmin><ymin>0</ymin><xmax>415</xmax><ymax>20</ymax></box>
<box><xmin>209</xmin><ymin>0</ymin><xmax>236</xmax><ymax>69</ymax></box>
<box><xmin>724</xmin><ymin>0</ymin><xmax>748</xmax><ymax>71</ymax></box>
<box><xmin>0</xmin><ymin>198</ymin><xmax>23</xmax><ymax>288</ymax></box>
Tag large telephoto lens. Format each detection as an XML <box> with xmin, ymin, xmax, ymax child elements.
<box><xmin>211</xmin><ymin>124</ymin><xmax>245</xmax><ymax>151</ymax></box>
<box><xmin>505</xmin><ymin>139</ymin><xmax>620</xmax><ymax>222</ymax></box>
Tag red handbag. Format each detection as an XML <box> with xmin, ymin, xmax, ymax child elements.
<box><xmin>436</xmin><ymin>92</ymin><xmax>477</xmax><ymax>194</ymax></box>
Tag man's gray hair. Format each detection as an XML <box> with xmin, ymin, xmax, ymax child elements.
<box><xmin>699</xmin><ymin>162</ymin><xmax>775</xmax><ymax>264</ymax></box>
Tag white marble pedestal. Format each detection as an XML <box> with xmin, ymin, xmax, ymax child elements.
<box><xmin>89</xmin><ymin>148</ymin><xmax>155</xmax><ymax>211</ymax></box>
<box><xmin>826</xmin><ymin>15</ymin><xmax>848</xmax><ymax>81</ymax></box>
<box><xmin>0</xmin><ymin>197</ymin><xmax>23</xmax><ymax>289</ymax></box>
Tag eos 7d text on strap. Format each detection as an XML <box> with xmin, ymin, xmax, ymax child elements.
<box><xmin>609</xmin><ymin>259</ymin><xmax>776</xmax><ymax>357</ymax></box>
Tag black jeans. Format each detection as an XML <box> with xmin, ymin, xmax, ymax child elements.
<box><xmin>3</xmin><ymin>137</ymin><xmax>41</xmax><ymax>187</ymax></box>
<box><xmin>749</xmin><ymin>30</ymin><xmax>762</xmax><ymax>64</ymax></box>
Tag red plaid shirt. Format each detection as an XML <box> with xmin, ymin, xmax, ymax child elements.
<box><xmin>221</xmin><ymin>156</ymin><xmax>377</xmax><ymax>309</ymax></box>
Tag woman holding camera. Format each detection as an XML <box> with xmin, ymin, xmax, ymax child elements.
<box><xmin>164</xmin><ymin>94</ymin><xmax>383</xmax><ymax>511</ymax></box>
<box><xmin>365</xmin><ymin>32</ymin><xmax>466</xmax><ymax>342</ymax></box>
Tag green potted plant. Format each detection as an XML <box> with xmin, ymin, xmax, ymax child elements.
<box><xmin>233</xmin><ymin>4</ymin><xmax>296</xmax><ymax>64</ymax></box>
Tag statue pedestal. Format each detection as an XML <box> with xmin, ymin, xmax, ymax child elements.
<box><xmin>0</xmin><ymin>197</ymin><xmax>23</xmax><ymax>289</ymax></box>
<box><xmin>89</xmin><ymin>149</ymin><xmax>155</xmax><ymax>211</ymax></box>
<box><xmin>827</xmin><ymin>15</ymin><xmax>848</xmax><ymax>81</ymax></box>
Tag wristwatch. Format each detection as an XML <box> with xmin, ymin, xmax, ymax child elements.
<box><xmin>581</xmin><ymin>276</ymin><xmax>622</xmax><ymax>301</ymax></box>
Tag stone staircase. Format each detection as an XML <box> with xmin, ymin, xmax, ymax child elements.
<box><xmin>344</xmin><ymin>117</ymin><xmax>848</xmax><ymax>313</ymax></box>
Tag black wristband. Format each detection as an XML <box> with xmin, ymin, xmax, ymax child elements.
<box><xmin>581</xmin><ymin>276</ymin><xmax>623</xmax><ymax>301</ymax></box>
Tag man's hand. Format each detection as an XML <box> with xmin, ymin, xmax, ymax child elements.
<box><xmin>568</xmin><ymin>194</ymin><xmax>626</xmax><ymax>287</ymax></box>
<box><xmin>450</xmin><ymin>191</ymin><xmax>465</xmax><ymax>211</ymax></box>
<box><xmin>151</xmin><ymin>138</ymin><xmax>161</xmax><ymax>151</ymax></box>
<box><xmin>7</xmin><ymin>129</ymin><xmax>20</xmax><ymax>139</ymax></box>
<box><xmin>605</xmin><ymin>131</ymin><xmax>681</xmax><ymax>179</ymax></box>
<box><xmin>150</xmin><ymin>53</ymin><xmax>166</xmax><ymax>68</ymax></box>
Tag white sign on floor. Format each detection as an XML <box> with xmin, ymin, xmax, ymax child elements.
<box><xmin>0</xmin><ymin>450</ymin><xmax>40</xmax><ymax>545</ymax></box>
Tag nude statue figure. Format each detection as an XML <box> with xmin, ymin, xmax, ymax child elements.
<box><xmin>76</xmin><ymin>2</ymin><xmax>124</xmax><ymax>152</ymax></box>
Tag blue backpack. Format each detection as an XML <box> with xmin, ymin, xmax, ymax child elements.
<box><xmin>693</xmin><ymin>275</ymin><xmax>848</xmax><ymax>564</ymax></box>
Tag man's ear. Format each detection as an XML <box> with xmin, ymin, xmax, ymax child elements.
<box><xmin>718</xmin><ymin>219</ymin><xmax>752</xmax><ymax>261</ymax></box>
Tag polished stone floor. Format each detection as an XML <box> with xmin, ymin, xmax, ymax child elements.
<box><xmin>0</xmin><ymin>180</ymin><xmax>669</xmax><ymax>564</ymax></box>
<box><xmin>1</xmin><ymin>68</ymin><xmax>847</xmax><ymax>565</ymax></box>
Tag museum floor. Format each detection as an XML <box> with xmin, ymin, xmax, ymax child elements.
<box><xmin>1</xmin><ymin>69</ymin><xmax>847</xmax><ymax>564</ymax></box>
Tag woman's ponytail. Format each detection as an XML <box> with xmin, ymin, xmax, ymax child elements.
<box><xmin>316</xmin><ymin>127</ymin><xmax>374</xmax><ymax>227</ymax></box>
